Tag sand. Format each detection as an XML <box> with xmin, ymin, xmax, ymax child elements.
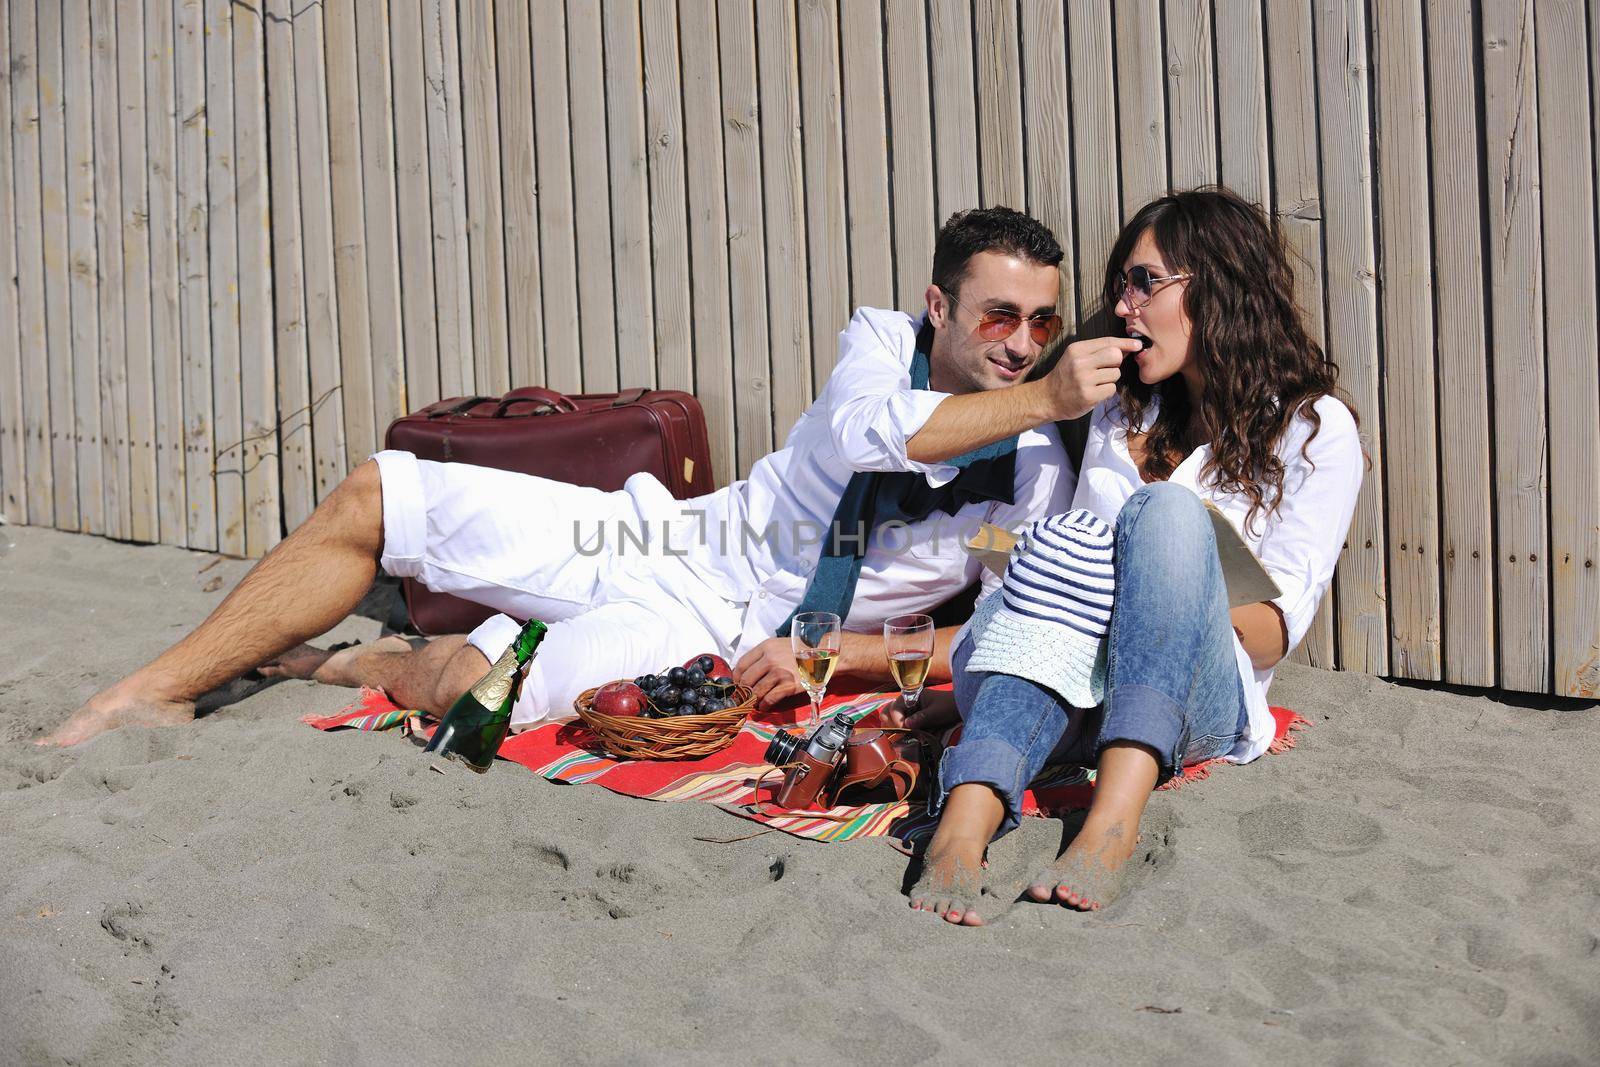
<box><xmin>2</xmin><ymin>523</ymin><xmax>1598</xmax><ymax>1065</ymax></box>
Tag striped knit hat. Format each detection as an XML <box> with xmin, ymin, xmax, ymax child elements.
<box><xmin>964</xmin><ymin>508</ymin><xmax>1115</xmax><ymax>709</ymax></box>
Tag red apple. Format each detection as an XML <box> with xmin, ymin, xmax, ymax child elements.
<box><xmin>593</xmin><ymin>681</ymin><xmax>649</xmax><ymax>718</ymax></box>
<box><xmin>684</xmin><ymin>652</ymin><xmax>734</xmax><ymax>678</ymax></box>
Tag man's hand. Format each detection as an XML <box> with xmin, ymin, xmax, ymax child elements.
<box><xmin>1044</xmin><ymin>337</ymin><xmax>1141</xmax><ymax>420</ymax></box>
<box><xmin>733</xmin><ymin>637</ymin><xmax>808</xmax><ymax>707</ymax></box>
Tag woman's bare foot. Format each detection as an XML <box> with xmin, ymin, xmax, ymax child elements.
<box><xmin>257</xmin><ymin>635</ymin><xmax>409</xmax><ymax>687</ymax></box>
<box><xmin>908</xmin><ymin>834</ymin><xmax>989</xmax><ymax>926</ymax></box>
<box><xmin>1025</xmin><ymin>812</ymin><xmax>1139</xmax><ymax>911</ymax></box>
<box><xmin>37</xmin><ymin>680</ymin><xmax>196</xmax><ymax>747</ymax></box>
<box><xmin>1024</xmin><ymin>741</ymin><xmax>1161</xmax><ymax>911</ymax></box>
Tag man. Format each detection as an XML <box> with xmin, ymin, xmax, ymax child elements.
<box><xmin>40</xmin><ymin>207</ymin><xmax>1136</xmax><ymax>745</ymax></box>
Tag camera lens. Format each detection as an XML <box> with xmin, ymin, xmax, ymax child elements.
<box><xmin>765</xmin><ymin>729</ymin><xmax>803</xmax><ymax>766</ymax></box>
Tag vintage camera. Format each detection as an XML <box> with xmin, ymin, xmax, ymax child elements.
<box><xmin>764</xmin><ymin>716</ymin><xmax>924</xmax><ymax>810</ymax></box>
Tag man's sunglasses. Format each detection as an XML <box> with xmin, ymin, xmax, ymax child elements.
<box><xmin>1112</xmin><ymin>264</ymin><xmax>1192</xmax><ymax>309</ymax></box>
<box><xmin>940</xmin><ymin>288</ymin><xmax>1062</xmax><ymax>345</ymax></box>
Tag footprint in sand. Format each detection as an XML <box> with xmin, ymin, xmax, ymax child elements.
<box><xmin>100</xmin><ymin>901</ymin><xmax>155</xmax><ymax>954</ymax></box>
<box><xmin>1237</xmin><ymin>800</ymin><xmax>1385</xmax><ymax>859</ymax></box>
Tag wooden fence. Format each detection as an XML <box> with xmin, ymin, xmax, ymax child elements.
<box><xmin>0</xmin><ymin>0</ymin><xmax>1595</xmax><ymax>698</ymax></box>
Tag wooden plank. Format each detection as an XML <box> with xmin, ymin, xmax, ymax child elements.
<box><xmin>1065</xmin><ymin>0</ymin><xmax>1120</xmax><ymax>323</ymax></box>
<box><xmin>1314</xmin><ymin>0</ymin><xmax>1386</xmax><ymax>674</ymax></box>
<box><xmin>839</xmin><ymin>0</ymin><xmax>892</xmax><ymax>309</ymax></box>
<box><xmin>1424</xmin><ymin>0</ymin><xmax>1493</xmax><ymax>686</ymax></box>
<box><xmin>719</xmin><ymin>0</ymin><xmax>773</xmax><ymax>473</ymax></box>
<box><xmin>457</xmin><ymin>0</ymin><xmax>509</xmax><ymax>395</ymax></box>
<box><xmin>68</xmin><ymin>0</ymin><xmax>107</xmax><ymax>535</ymax></box>
<box><xmin>323</xmin><ymin>0</ymin><xmax>377</xmax><ymax>467</ymax></box>
<box><xmin>1164</xmin><ymin>0</ymin><xmax>1217</xmax><ymax>189</ymax></box>
<box><xmin>641</xmin><ymin>0</ymin><xmax>693</xmax><ymax>395</ymax></box>
<box><xmin>1373</xmin><ymin>0</ymin><xmax>1439</xmax><ymax>679</ymax></box>
<box><xmin>388</xmin><ymin>0</ymin><xmax>441</xmax><ymax>412</ymax></box>
<box><xmin>0</xmin><ymin>0</ymin><xmax>26</xmax><ymax>524</ymax></box>
<box><xmin>37</xmin><ymin>0</ymin><xmax>78</xmax><ymax>530</ymax></box>
<box><xmin>1266</xmin><ymin>0</ymin><xmax>1333</xmax><ymax>669</ymax></box>
<box><xmin>174</xmin><ymin>0</ymin><xmax>215</xmax><ymax>549</ymax></box>
<box><xmin>757</xmin><ymin>0</ymin><xmax>812</xmax><ymax>439</ymax></box>
<box><xmin>422</xmin><ymin>0</ymin><xmax>474</xmax><ymax>398</ymax></box>
<box><xmin>1481</xmin><ymin>0</ymin><xmax>1549</xmax><ymax>692</ymax></box>
<box><xmin>1113</xmin><ymin>0</ymin><xmax>1167</xmax><ymax>213</ymax></box>
<box><xmin>603</xmin><ymin>0</ymin><xmax>656</xmax><ymax>390</ymax></box>
<box><xmin>292</xmin><ymin>0</ymin><xmax>347</xmax><ymax>501</ymax></box>
<box><xmin>927</xmin><ymin>0</ymin><xmax>979</xmax><ymax>224</ymax></box>
<box><xmin>497</xmin><ymin>0</ymin><xmax>547</xmax><ymax>390</ymax></box>
<box><xmin>1536</xmin><ymin>0</ymin><xmax>1599</xmax><ymax>698</ymax></box>
<box><xmin>146</xmin><ymin>0</ymin><xmax>188</xmax><ymax>543</ymax></box>
<box><xmin>118</xmin><ymin>0</ymin><xmax>158</xmax><ymax>544</ymax></box>
<box><xmin>886</xmin><ymin>0</ymin><xmax>935</xmax><ymax>310</ymax></box>
<box><xmin>975</xmin><ymin>0</ymin><xmax>1025</xmax><ymax>208</ymax></box>
<box><xmin>566</xmin><ymin>0</ymin><xmax>618</xmax><ymax>393</ymax></box>
<box><xmin>265</xmin><ymin>0</ymin><xmax>314</xmax><ymax>529</ymax></box>
<box><xmin>354</xmin><ymin>0</ymin><xmax>407</xmax><ymax>433</ymax></box>
<box><xmin>11</xmin><ymin>0</ymin><xmax>52</xmax><ymax>526</ymax></box>
<box><xmin>1019</xmin><ymin>0</ymin><xmax>1074</xmax><ymax>311</ymax></box>
<box><xmin>1214</xmin><ymin>0</ymin><xmax>1269</xmax><ymax>206</ymax></box>
<box><xmin>89</xmin><ymin>0</ymin><xmax>127</xmax><ymax>540</ymax></box>
<box><xmin>796</xmin><ymin>0</ymin><xmax>847</xmax><ymax>394</ymax></box>
<box><xmin>232</xmin><ymin>0</ymin><xmax>280</xmax><ymax>555</ymax></box>
<box><xmin>204</xmin><ymin>0</ymin><xmax>244</xmax><ymax>555</ymax></box>
<box><xmin>677</xmin><ymin>0</ymin><xmax>735</xmax><ymax>481</ymax></box>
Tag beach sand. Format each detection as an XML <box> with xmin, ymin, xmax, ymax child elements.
<box><xmin>2</xmin><ymin>524</ymin><xmax>1597</xmax><ymax>1065</ymax></box>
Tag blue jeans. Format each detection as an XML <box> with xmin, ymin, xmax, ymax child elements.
<box><xmin>936</xmin><ymin>482</ymin><xmax>1249</xmax><ymax>836</ymax></box>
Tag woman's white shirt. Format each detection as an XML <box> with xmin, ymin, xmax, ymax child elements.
<box><xmin>1072</xmin><ymin>394</ymin><xmax>1364</xmax><ymax>763</ymax></box>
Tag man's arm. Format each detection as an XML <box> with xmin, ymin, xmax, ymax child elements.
<box><xmin>905</xmin><ymin>337</ymin><xmax>1141</xmax><ymax>464</ymax></box>
<box><xmin>733</xmin><ymin>625</ymin><xmax>965</xmax><ymax>709</ymax></box>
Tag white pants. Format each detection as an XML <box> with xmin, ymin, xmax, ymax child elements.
<box><xmin>373</xmin><ymin>450</ymin><xmax>745</xmax><ymax>725</ymax></box>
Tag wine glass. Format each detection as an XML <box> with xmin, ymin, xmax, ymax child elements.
<box><xmin>789</xmin><ymin>611</ymin><xmax>842</xmax><ymax>729</ymax></box>
<box><xmin>884</xmin><ymin>613</ymin><xmax>935</xmax><ymax>715</ymax></box>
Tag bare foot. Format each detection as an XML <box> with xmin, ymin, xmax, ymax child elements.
<box><xmin>258</xmin><ymin>636</ymin><xmax>408</xmax><ymax>687</ymax></box>
<box><xmin>1025</xmin><ymin>814</ymin><xmax>1139</xmax><ymax>911</ymax></box>
<box><xmin>908</xmin><ymin>835</ymin><xmax>991</xmax><ymax>927</ymax></box>
<box><xmin>37</xmin><ymin>683</ymin><xmax>196</xmax><ymax>747</ymax></box>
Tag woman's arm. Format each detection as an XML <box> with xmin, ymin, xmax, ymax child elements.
<box><xmin>1231</xmin><ymin>601</ymin><xmax>1288</xmax><ymax>671</ymax></box>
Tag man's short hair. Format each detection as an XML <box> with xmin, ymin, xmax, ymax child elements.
<box><xmin>930</xmin><ymin>206</ymin><xmax>1064</xmax><ymax>296</ymax></box>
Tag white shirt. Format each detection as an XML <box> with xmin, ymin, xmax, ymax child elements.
<box><xmin>1071</xmin><ymin>394</ymin><xmax>1363</xmax><ymax>763</ymax></box>
<box><xmin>656</xmin><ymin>307</ymin><xmax>1077</xmax><ymax>658</ymax></box>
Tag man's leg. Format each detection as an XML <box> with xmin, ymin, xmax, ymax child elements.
<box><xmin>263</xmin><ymin>633</ymin><xmax>486</xmax><ymax>716</ymax></box>
<box><xmin>39</xmin><ymin>461</ymin><xmax>388</xmax><ymax>745</ymax></box>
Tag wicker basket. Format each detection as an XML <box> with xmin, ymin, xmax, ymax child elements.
<box><xmin>573</xmin><ymin>682</ymin><xmax>757</xmax><ymax>760</ymax></box>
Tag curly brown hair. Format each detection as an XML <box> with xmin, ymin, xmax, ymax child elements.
<box><xmin>1104</xmin><ymin>187</ymin><xmax>1353</xmax><ymax>532</ymax></box>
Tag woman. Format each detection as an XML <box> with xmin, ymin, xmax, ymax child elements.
<box><xmin>905</xmin><ymin>187</ymin><xmax>1364</xmax><ymax>925</ymax></box>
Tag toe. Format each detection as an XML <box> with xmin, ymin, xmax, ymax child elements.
<box><xmin>960</xmin><ymin>910</ymin><xmax>985</xmax><ymax>927</ymax></box>
<box><xmin>1025</xmin><ymin>881</ymin><xmax>1055</xmax><ymax>903</ymax></box>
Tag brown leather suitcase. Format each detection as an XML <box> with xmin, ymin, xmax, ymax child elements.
<box><xmin>383</xmin><ymin>386</ymin><xmax>716</xmax><ymax>634</ymax></box>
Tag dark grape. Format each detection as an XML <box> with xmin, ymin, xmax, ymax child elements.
<box><xmin>656</xmin><ymin>686</ymin><xmax>682</xmax><ymax>707</ymax></box>
<box><xmin>696</xmin><ymin>684</ymin><xmax>721</xmax><ymax>702</ymax></box>
<box><xmin>679</xmin><ymin>689</ymin><xmax>703</xmax><ymax>708</ymax></box>
<box><xmin>637</xmin><ymin>674</ymin><xmax>659</xmax><ymax>691</ymax></box>
<box><xmin>710</xmin><ymin>675</ymin><xmax>736</xmax><ymax>691</ymax></box>
<box><xmin>667</xmin><ymin>666</ymin><xmax>689</xmax><ymax>687</ymax></box>
<box><xmin>694</xmin><ymin>655</ymin><xmax>717</xmax><ymax>674</ymax></box>
<box><xmin>685</xmin><ymin>667</ymin><xmax>706</xmax><ymax>688</ymax></box>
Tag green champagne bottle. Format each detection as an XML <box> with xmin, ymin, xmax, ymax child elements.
<box><xmin>423</xmin><ymin>618</ymin><xmax>548</xmax><ymax>774</ymax></box>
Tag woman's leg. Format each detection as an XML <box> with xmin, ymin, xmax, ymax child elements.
<box><xmin>910</xmin><ymin>632</ymin><xmax>1095</xmax><ymax>926</ymax></box>
<box><xmin>1028</xmin><ymin>482</ymin><xmax>1248</xmax><ymax>910</ymax></box>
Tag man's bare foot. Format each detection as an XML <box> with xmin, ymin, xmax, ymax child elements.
<box><xmin>908</xmin><ymin>834</ymin><xmax>992</xmax><ymax>926</ymax></box>
<box><xmin>258</xmin><ymin>635</ymin><xmax>409</xmax><ymax>687</ymax></box>
<box><xmin>37</xmin><ymin>682</ymin><xmax>196</xmax><ymax>747</ymax></box>
<box><xmin>1025</xmin><ymin>813</ymin><xmax>1139</xmax><ymax>911</ymax></box>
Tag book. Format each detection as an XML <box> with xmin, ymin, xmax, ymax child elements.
<box><xmin>964</xmin><ymin>504</ymin><xmax>1282</xmax><ymax>609</ymax></box>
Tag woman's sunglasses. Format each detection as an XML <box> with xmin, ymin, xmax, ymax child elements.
<box><xmin>1112</xmin><ymin>264</ymin><xmax>1192</xmax><ymax>309</ymax></box>
<box><xmin>940</xmin><ymin>288</ymin><xmax>1062</xmax><ymax>345</ymax></box>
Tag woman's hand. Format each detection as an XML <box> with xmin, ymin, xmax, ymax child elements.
<box><xmin>893</xmin><ymin>688</ymin><xmax>960</xmax><ymax>733</ymax></box>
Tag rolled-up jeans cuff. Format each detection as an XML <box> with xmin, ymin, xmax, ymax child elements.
<box><xmin>1098</xmin><ymin>683</ymin><xmax>1186</xmax><ymax>784</ymax></box>
<box><xmin>930</xmin><ymin>737</ymin><xmax>1032</xmax><ymax>838</ymax></box>
<box><xmin>373</xmin><ymin>449</ymin><xmax>426</xmax><ymax>578</ymax></box>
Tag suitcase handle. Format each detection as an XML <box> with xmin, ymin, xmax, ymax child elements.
<box><xmin>611</xmin><ymin>387</ymin><xmax>649</xmax><ymax>407</ymax></box>
<box><xmin>494</xmin><ymin>390</ymin><xmax>579</xmax><ymax>417</ymax></box>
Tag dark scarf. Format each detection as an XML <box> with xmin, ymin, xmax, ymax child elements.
<box><xmin>777</xmin><ymin>323</ymin><xmax>1019</xmax><ymax>635</ymax></box>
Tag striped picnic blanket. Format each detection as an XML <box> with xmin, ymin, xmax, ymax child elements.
<box><xmin>304</xmin><ymin>687</ymin><xmax>1306</xmax><ymax>845</ymax></box>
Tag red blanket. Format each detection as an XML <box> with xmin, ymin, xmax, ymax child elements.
<box><xmin>304</xmin><ymin>687</ymin><xmax>1306</xmax><ymax>845</ymax></box>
